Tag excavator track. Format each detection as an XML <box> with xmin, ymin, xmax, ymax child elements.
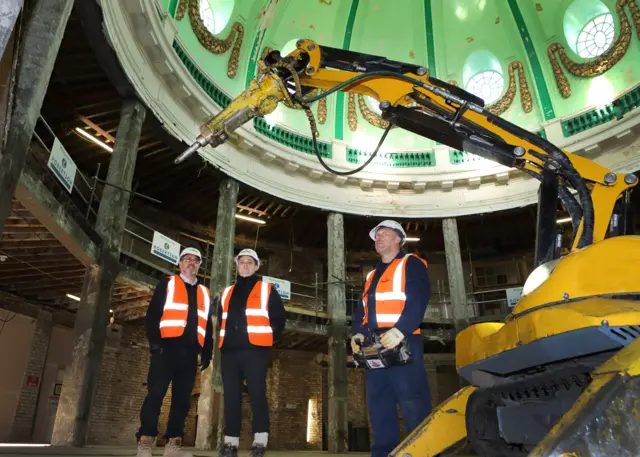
<box><xmin>465</xmin><ymin>363</ymin><xmax>595</xmax><ymax>457</ymax></box>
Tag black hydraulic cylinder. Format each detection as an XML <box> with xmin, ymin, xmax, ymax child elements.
<box><xmin>535</xmin><ymin>167</ymin><xmax>560</xmax><ymax>268</ymax></box>
<box><xmin>622</xmin><ymin>190</ymin><xmax>635</xmax><ymax>235</ymax></box>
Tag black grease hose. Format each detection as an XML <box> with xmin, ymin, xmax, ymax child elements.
<box><xmin>284</xmin><ymin>68</ymin><xmax>594</xmax><ymax>246</ymax></box>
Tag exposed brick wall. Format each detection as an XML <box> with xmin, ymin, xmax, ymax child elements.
<box><xmin>87</xmin><ymin>323</ymin><xmax>150</xmax><ymax>445</ymax></box>
<box><xmin>347</xmin><ymin>368</ymin><xmax>367</xmax><ymax>427</ymax></box>
<box><xmin>223</xmin><ymin>352</ymin><xmax>456</xmax><ymax>451</ymax></box>
<box><xmin>79</xmin><ymin>322</ymin><xmax>458</xmax><ymax>452</ymax></box>
<box><xmin>10</xmin><ymin>311</ymin><xmax>52</xmax><ymax>442</ymax></box>
<box><xmin>260</xmin><ymin>350</ymin><xmax>323</xmax><ymax>450</ymax></box>
<box><xmin>84</xmin><ymin>330</ymin><xmax>328</xmax><ymax>450</ymax></box>
<box><xmin>86</xmin><ymin>323</ymin><xmax>199</xmax><ymax>447</ymax></box>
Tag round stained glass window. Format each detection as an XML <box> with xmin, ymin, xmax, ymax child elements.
<box><xmin>465</xmin><ymin>70</ymin><xmax>504</xmax><ymax>105</ymax></box>
<box><xmin>576</xmin><ymin>13</ymin><xmax>615</xmax><ymax>58</ymax></box>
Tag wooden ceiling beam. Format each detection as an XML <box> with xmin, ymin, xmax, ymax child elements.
<box><xmin>236</xmin><ymin>203</ymin><xmax>269</xmax><ymax>217</ymax></box>
<box><xmin>0</xmin><ymin>268</ymin><xmax>86</xmax><ymax>281</ymax></box>
<box><xmin>1</xmin><ymin>226</ymin><xmax>50</xmax><ymax>234</ymax></box>
<box><xmin>0</xmin><ymin>263</ymin><xmax>82</xmax><ymax>275</ymax></box>
<box><xmin>9</xmin><ymin>282</ymin><xmax>84</xmax><ymax>297</ymax></box>
<box><xmin>75</xmin><ymin>99</ymin><xmax>121</xmax><ymax>112</ymax></box>
<box><xmin>85</xmin><ymin>108</ymin><xmax>122</xmax><ymax>120</ymax></box>
<box><xmin>112</xmin><ymin>299</ymin><xmax>151</xmax><ymax>312</ymax></box>
<box><xmin>0</xmin><ymin>254</ymin><xmax>79</xmax><ymax>265</ymax></box>
<box><xmin>0</xmin><ymin>241</ymin><xmax>66</xmax><ymax>250</ymax></box>
<box><xmin>112</xmin><ymin>289</ymin><xmax>152</xmax><ymax>300</ymax></box>
<box><xmin>6</xmin><ymin>268</ymin><xmax>85</xmax><ymax>283</ymax></box>
<box><xmin>77</xmin><ymin>115</ymin><xmax>116</xmax><ymax>143</ymax></box>
<box><xmin>140</xmin><ymin>146</ymin><xmax>172</xmax><ymax>160</ymax></box>
<box><xmin>136</xmin><ymin>140</ymin><xmax>165</xmax><ymax>152</ymax></box>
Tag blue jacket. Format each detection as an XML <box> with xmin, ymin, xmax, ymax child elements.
<box><xmin>353</xmin><ymin>250</ymin><xmax>431</xmax><ymax>337</ymax></box>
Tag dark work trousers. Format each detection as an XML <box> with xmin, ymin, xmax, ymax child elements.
<box><xmin>137</xmin><ymin>344</ymin><xmax>199</xmax><ymax>439</ymax></box>
<box><xmin>221</xmin><ymin>348</ymin><xmax>270</xmax><ymax>437</ymax></box>
<box><xmin>365</xmin><ymin>334</ymin><xmax>432</xmax><ymax>457</ymax></box>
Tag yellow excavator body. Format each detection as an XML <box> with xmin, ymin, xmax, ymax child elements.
<box><xmin>391</xmin><ymin>235</ymin><xmax>640</xmax><ymax>456</ymax></box>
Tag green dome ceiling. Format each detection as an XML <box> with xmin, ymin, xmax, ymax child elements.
<box><xmin>101</xmin><ymin>0</ymin><xmax>640</xmax><ymax>217</ymax></box>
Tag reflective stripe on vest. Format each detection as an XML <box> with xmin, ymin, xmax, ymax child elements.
<box><xmin>218</xmin><ymin>280</ymin><xmax>273</xmax><ymax>348</ymax></box>
<box><xmin>159</xmin><ymin>275</ymin><xmax>211</xmax><ymax>347</ymax></box>
<box><xmin>362</xmin><ymin>254</ymin><xmax>428</xmax><ymax>335</ymax></box>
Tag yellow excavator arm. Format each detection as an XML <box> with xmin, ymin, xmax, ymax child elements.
<box><xmin>176</xmin><ymin>38</ymin><xmax>637</xmax><ymax>252</ymax></box>
<box><xmin>175</xmin><ymin>40</ymin><xmax>640</xmax><ymax>456</ymax></box>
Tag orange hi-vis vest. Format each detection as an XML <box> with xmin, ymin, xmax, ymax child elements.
<box><xmin>362</xmin><ymin>254</ymin><xmax>428</xmax><ymax>335</ymax></box>
<box><xmin>218</xmin><ymin>280</ymin><xmax>273</xmax><ymax>348</ymax></box>
<box><xmin>159</xmin><ymin>275</ymin><xmax>211</xmax><ymax>347</ymax></box>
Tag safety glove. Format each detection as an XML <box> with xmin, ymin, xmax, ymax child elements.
<box><xmin>380</xmin><ymin>328</ymin><xmax>404</xmax><ymax>349</ymax></box>
<box><xmin>350</xmin><ymin>333</ymin><xmax>364</xmax><ymax>353</ymax></box>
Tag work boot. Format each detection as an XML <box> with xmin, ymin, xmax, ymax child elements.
<box><xmin>219</xmin><ymin>443</ymin><xmax>238</xmax><ymax>457</ymax></box>
<box><xmin>136</xmin><ymin>435</ymin><xmax>154</xmax><ymax>457</ymax></box>
<box><xmin>163</xmin><ymin>437</ymin><xmax>193</xmax><ymax>457</ymax></box>
<box><xmin>250</xmin><ymin>444</ymin><xmax>266</xmax><ymax>457</ymax></box>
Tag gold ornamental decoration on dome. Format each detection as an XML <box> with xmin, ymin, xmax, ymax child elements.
<box><xmin>547</xmin><ymin>0</ymin><xmax>640</xmax><ymax>98</ymax></box>
<box><xmin>488</xmin><ymin>61</ymin><xmax>533</xmax><ymax>116</ymax></box>
<box><xmin>176</xmin><ymin>0</ymin><xmax>245</xmax><ymax>79</ymax></box>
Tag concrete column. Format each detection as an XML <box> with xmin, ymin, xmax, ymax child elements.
<box><xmin>51</xmin><ymin>100</ymin><xmax>146</xmax><ymax>447</ymax></box>
<box><xmin>0</xmin><ymin>0</ymin><xmax>23</xmax><ymax>60</ymax></box>
<box><xmin>95</xmin><ymin>100</ymin><xmax>146</xmax><ymax>251</ymax></box>
<box><xmin>327</xmin><ymin>212</ymin><xmax>348</xmax><ymax>452</ymax></box>
<box><xmin>10</xmin><ymin>310</ymin><xmax>53</xmax><ymax>442</ymax></box>
<box><xmin>517</xmin><ymin>259</ymin><xmax>529</xmax><ymax>284</ymax></box>
<box><xmin>0</xmin><ymin>0</ymin><xmax>74</xmax><ymax>234</ymax></box>
<box><xmin>0</xmin><ymin>1</ymin><xmax>22</xmax><ymax>151</ymax></box>
<box><xmin>196</xmin><ymin>178</ymin><xmax>238</xmax><ymax>450</ymax></box>
<box><xmin>442</xmin><ymin>218</ymin><xmax>469</xmax><ymax>335</ymax></box>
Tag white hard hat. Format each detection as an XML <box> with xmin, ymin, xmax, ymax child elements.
<box><xmin>179</xmin><ymin>247</ymin><xmax>202</xmax><ymax>261</ymax></box>
<box><xmin>235</xmin><ymin>248</ymin><xmax>260</xmax><ymax>269</ymax></box>
<box><xmin>369</xmin><ymin>220</ymin><xmax>406</xmax><ymax>246</ymax></box>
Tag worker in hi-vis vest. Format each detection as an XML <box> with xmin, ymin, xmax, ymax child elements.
<box><xmin>136</xmin><ymin>247</ymin><xmax>213</xmax><ymax>457</ymax></box>
<box><xmin>351</xmin><ymin>220</ymin><xmax>432</xmax><ymax>457</ymax></box>
<box><xmin>217</xmin><ymin>248</ymin><xmax>285</xmax><ymax>457</ymax></box>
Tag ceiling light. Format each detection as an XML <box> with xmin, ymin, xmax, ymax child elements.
<box><xmin>556</xmin><ymin>217</ymin><xmax>572</xmax><ymax>224</ymax></box>
<box><xmin>66</xmin><ymin>293</ymin><xmax>80</xmax><ymax>301</ymax></box>
<box><xmin>405</xmin><ymin>237</ymin><xmax>420</xmax><ymax>242</ymax></box>
<box><xmin>75</xmin><ymin>127</ymin><xmax>114</xmax><ymax>153</ymax></box>
<box><xmin>235</xmin><ymin>214</ymin><xmax>266</xmax><ymax>225</ymax></box>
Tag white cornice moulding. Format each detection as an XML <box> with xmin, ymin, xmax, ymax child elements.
<box><xmin>100</xmin><ymin>0</ymin><xmax>640</xmax><ymax>218</ymax></box>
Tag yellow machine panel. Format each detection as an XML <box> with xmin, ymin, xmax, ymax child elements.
<box><xmin>389</xmin><ymin>386</ymin><xmax>476</xmax><ymax>457</ymax></box>
<box><xmin>513</xmin><ymin>236</ymin><xmax>640</xmax><ymax>314</ymax></box>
